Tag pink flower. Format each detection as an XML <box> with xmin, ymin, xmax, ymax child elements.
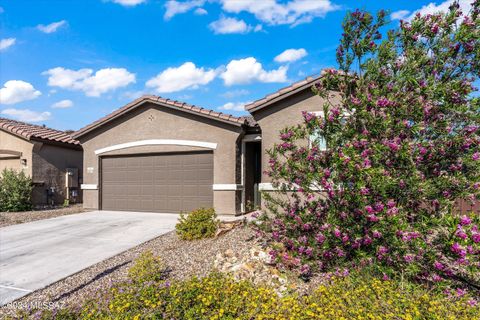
<box><xmin>333</xmin><ymin>228</ymin><xmax>341</xmax><ymax>238</ymax></box>
<box><xmin>403</xmin><ymin>254</ymin><xmax>414</xmax><ymax>263</ymax></box>
<box><xmin>351</xmin><ymin>96</ymin><xmax>361</xmax><ymax>105</ymax></box>
<box><xmin>451</xmin><ymin>243</ymin><xmax>467</xmax><ymax>258</ymax></box>
<box><xmin>300</xmin><ymin>264</ymin><xmax>311</xmax><ymax>275</ymax></box>
<box><xmin>387</xmin><ymin>207</ymin><xmax>399</xmax><ymax>216</ymax></box>
<box><xmin>376</xmin><ymin>97</ymin><xmax>393</xmax><ymax>108</ymax></box>
<box><xmin>363</xmin><ymin>236</ymin><xmax>373</xmax><ymax>246</ymax></box>
<box><xmin>372</xmin><ymin>230</ymin><xmax>382</xmax><ymax>238</ymax></box>
<box><xmin>460</xmin><ymin>215</ymin><xmax>472</xmax><ymax>226</ymax></box>
<box><xmin>315</xmin><ymin>233</ymin><xmax>326</xmax><ymax>244</ymax></box>
<box><xmin>456</xmin><ymin>288</ymin><xmax>466</xmax><ymax>297</ymax></box>
<box><xmin>455</xmin><ymin>229</ymin><xmax>468</xmax><ymax>240</ymax></box>
<box><xmin>305</xmin><ymin>247</ymin><xmax>313</xmax><ymax>256</ymax></box>
<box><xmin>468</xmin><ymin>299</ymin><xmax>478</xmax><ymax>307</ymax></box>
<box><xmin>360</xmin><ymin>187</ymin><xmax>370</xmax><ymax>195</ymax></box>
<box><xmin>377</xmin><ymin>246</ymin><xmax>388</xmax><ymax>255</ymax></box>
<box><xmin>387</xmin><ymin>199</ymin><xmax>396</xmax><ymax>209</ymax></box>
<box><xmin>432</xmin><ymin>274</ymin><xmax>442</xmax><ymax>282</ymax></box>
<box><xmin>472</xmin><ymin>152</ymin><xmax>480</xmax><ymax>161</ymax></box>
<box><xmin>365</xmin><ymin>205</ymin><xmax>375</xmax><ymax>214</ymax></box>
<box><xmin>472</xmin><ymin>233</ymin><xmax>480</xmax><ymax>243</ymax></box>
<box><xmin>434</xmin><ymin>261</ymin><xmax>444</xmax><ymax>271</ymax></box>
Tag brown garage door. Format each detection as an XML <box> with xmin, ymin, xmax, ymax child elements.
<box><xmin>101</xmin><ymin>151</ymin><xmax>213</xmax><ymax>213</ymax></box>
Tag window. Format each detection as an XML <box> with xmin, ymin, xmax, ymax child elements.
<box><xmin>309</xmin><ymin>128</ymin><xmax>327</xmax><ymax>151</ymax></box>
<box><xmin>308</xmin><ymin>111</ymin><xmax>327</xmax><ymax>151</ymax></box>
<box><xmin>306</xmin><ymin>109</ymin><xmax>354</xmax><ymax>151</ymax></box>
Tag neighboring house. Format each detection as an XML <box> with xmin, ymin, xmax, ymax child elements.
<box><xmin>74</xmin><ymin>75</ymin><xmax>334</xmax><ymax>215</ymax></box>
<box><xmin>0</xmin><ymin>118</ymin><xmax>83</xmax><ymax>206</ymax></box>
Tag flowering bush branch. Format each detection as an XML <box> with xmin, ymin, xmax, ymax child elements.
<box><xmin>257</xmin><ymin>1</ymin><xmax>480</xmax><ymax>291</ymax></box>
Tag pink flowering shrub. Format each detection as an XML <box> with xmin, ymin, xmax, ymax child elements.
<box><xmin>258</xmin><ymin>2</ymin><xmax>480</xmax><ymax>289</ymax></box>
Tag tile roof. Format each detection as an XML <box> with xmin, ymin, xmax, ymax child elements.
<box><xmin>244</xmin><ymin>73</ymin><xmax>323</xmax><ymax>113</ymax></box>
<box><xmin>73</xmin><ymin>95</ymin><xmax>254</xmax><ymax>139</ymax></box>
<box><xmin>0</xmin><ymin>117</ymin><xmax>80</xmax><ymax>146</ymax></box>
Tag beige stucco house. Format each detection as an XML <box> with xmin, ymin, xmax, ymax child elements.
<box><xmin>73</xmin><ymin>75</ymin><xmax>329</xmax><ymax>215</ymax></box>
<box><xmin>0</xmin><ymin>118</ymin><xmax>83</xmax><ymax>206</ymax></box>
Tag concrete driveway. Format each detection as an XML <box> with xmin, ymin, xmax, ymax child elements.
<box><xmin>0</xmin><ymin>210</ymin><xmax>178</xmax><ymax>305</ymax></box>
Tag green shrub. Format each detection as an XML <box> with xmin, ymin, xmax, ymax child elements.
<box><xmin>18</xmin><ymin>272</ymin><xmax>480</xmax><ymax>320</ymax></box>
<box><xmin>128</xmin><ymin>251</ymin><xmax>165</xmax><ymax>284</ymax></box>
<box><xmin>176</xmin><ymin>207</ymin><xmax>219</xmax><ymax>240</ymax></box>
<box><xmin>0</xmin><ymin>169</ymin><xmax>33</xmax><ymax>212</ymax></box>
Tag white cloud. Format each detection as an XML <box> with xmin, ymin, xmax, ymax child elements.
<box><xmin>390</xmin><ymin>10</ymin><xmax>410</xmax><ymax>20</ymax></box>
<box><xmin>0</xmin><ymin>80</ymin><xmax>41</xmax><ymax>105</ymax></box>
<box><xmin>164</xmin><ymin>0</ymin><xmax>205</xmax><ymax>20</ymax></box>
<box><xmin>392</xmin><ymin>0</ymin><xmax>472</xmax><ymax>21</ymax></box>
<box><xmin>221</xmin><ymin>57</ymin><xmax>288</xmax><ymax>86</ymax></box>
<box><xmin>122</xmin><ymin>90</ymin><xmax>147</xmax><ymax>100</ymax></box>
<box><xmin>43</xmin><ymin>67</ymin><xmax>136</xmax><ymax>97</ymax></box>
<box><xmin>111</xmin><ymin>0</ymin><xmax>146</xmax><ymax>6</ymax></box>
<box><xmin>37</xmin><ymin>20</ymin><xmax>67</xmax><ymax>33</ymax></box>
<box><xmin>209</xmin><ymin>16</ymin><xmax>254</xmax><ymax>34</ymax></box>
<box><xmin>221</xmin><ymin>89</ymin><xmax>249</xmax><ymax>99</ymax></box>
<box><xmin>220</xmin><ymin>0</ymin><xmax>339</xmax><ymax>26</ymax></box>
<box><xmin>1</xmin><ymin>109</ymin><xmax>51</xmax><ymax>122</ymax></box>
<box><xmin>194</xmin><ymin>7</ymin><xmax>208</xmax><ymax>15</ymax></box>
<box><xmin>274</xmin><ymin>48</ymin><xmax>307</xmax><ymax>63</ymax></box>
<box><xmin>51</xmin><ymin>99</ymin><xmax>73</xmax><ymax>109</ymax></box>
<box><xmin>0</xmin><ymin>38</ymin><xmax>16</xmax><ymax>51</ymax></box>
<box><xmin>218</xmin><ymin>101</ymin><xmax>249</xmax><ymax>111</ymax></box>
<box><xmin>146</xmin><ymin>62</ymin><xmax>216</xmax><ymax>93</ymax></box>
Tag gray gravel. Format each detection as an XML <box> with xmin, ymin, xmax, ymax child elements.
<box><xmin>0</xmin><ymin>225</ymin><xmax>255</xmax><ymax>317</ymax></box>
<box><xmin>0</xmin><ymin>205</ymin><xmax>86</xmax><ymax>227</ymax></box>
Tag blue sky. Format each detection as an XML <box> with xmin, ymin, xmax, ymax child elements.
<box><xmin>0</xmin><ymin>0</ymin><xmax>471</xmax><ymax>130</ymax></box>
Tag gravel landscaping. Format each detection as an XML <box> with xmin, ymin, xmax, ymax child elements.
<box><xmin>0</xmin><ymin>204</ymin><xmax>86</xmax><ymax>227</ymax></box>
<box><xmin>0</xmin><ymin>224</ymin><xmax>256</xmax><ymax>317</ymax></box>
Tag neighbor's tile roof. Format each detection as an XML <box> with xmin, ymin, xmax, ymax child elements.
<box><xmin>0</xmin><ymin>117</ymin><xmax>80</xmax><ymax>145</ymax></box>
<box><xmin>245</xmin><ymin>74</ymin><xmax>323</xmax><ymax>112</ymax></box>
<box><xmin>74</xmin><ymin>95</ymin><xmax>254</xmax><ymax>139</ymax></box>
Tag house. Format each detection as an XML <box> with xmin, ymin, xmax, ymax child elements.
<box><xmin>74</xmin><ymin>74</ymin><xmax>336</xmax><ymax>215</ymax></box>
<box><xmin>0</xmin><ymin>118</ymin><xmax>83</xmax><ymax>206</ymax></box>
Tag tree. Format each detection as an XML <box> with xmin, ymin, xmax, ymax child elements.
<box><xmin>258</xmin><ymin>1</ymin><xmax>480</xmax><ymax>289</ymax></box>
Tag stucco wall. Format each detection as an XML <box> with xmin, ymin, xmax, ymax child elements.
<box><xmin>0</xmin><ymin>130</ymin><xmax>33</xmax><ymax>175</ymax></box>
<box><xmin>31</xmin><ymin>143</ymin><xmax>83</xmax><ymax>205</ymax></box>
<box><xmin>79</xmin><ymin>103</ymin><xmax>243</xmax><ymax>215</ymax></box>
<box><xmin>251</xmin><ymin>89</ymin><xmax>337</xmax><ymax>183</ymax></box>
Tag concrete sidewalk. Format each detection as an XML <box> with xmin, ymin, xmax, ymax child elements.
<box><xmin>0</xmin><ymin>210</ymin><xmax>178</xmax><ymax>305</ymax></box>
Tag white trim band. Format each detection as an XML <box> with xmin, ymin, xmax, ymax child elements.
<box><xmin>81</xmin><ymin>184</ymin><xmax>98</xmax><ymax>190</ymax></box>
<box><xmin>259</xmin><ymin>183</ymin><xmax>281</xmax><ymax>191</ymax></box>
<box><xmin>95</xmin><ymin>139</ymin><xmax>218</xmax><ymax>155</ymax></box>
<box><xmin>259</xmin><ymin>183</ymin><xmax>324</xmax><ymax>191</ymax></box>
<box><xmin>212</xmin><ymin>184</ymin><xmax>243</xmax><ymax>191</ymax></box>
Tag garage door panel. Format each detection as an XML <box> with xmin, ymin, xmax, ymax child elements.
<box><xmin>101</xmin><ymin>152</ymin><xmax>213</xmax><ymax>213</ymax></box>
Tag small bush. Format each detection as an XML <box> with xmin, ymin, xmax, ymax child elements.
<box><xmin>0</xmin><ymin>169</ymin><xmax>33</xmax><ymax>212</ymax></box>
<box><xmin>176</xmin><ymin>207</ymin><xmax>219</xmax><ymax>240</ymax></box>
<box><xmin>19</xmin><ymin>272</ymin><xmax>480</xmax><ymax>320</ymax></box>
<box><xmin>128</xmin><ymin>251</ymin><xmax>165</xmax><ymax>284</ymax></box>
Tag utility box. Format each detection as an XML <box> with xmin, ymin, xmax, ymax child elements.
<box><xmin>66</xmin><ymin>168</ymin><xmax>79</xmax><ymax>188</ymax></box>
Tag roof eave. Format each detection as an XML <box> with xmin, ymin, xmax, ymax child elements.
<box><xmin>0</xmin><ymin>127</ymin><xmax>32</xmax><ymax>142</ymax></box>
<box><xmin>30</xmin><ymin>137</ymin><xmax>82</xmax><ymax>149</ymax></box>
<box><xmin>73</xmin><ymin>96</ymin><xmax>245</xmax><ymax>140</ymax></box>
<box><xmin>245</xmin><ymin>81</ymin><xmax>318</xmax><ymax>114</ymax></box>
